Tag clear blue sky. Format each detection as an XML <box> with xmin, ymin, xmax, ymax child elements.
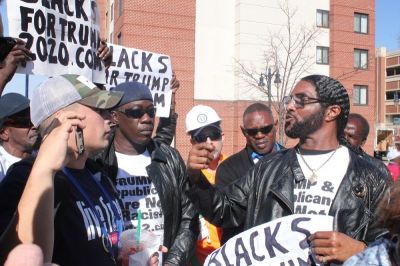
<box><xmin>376</xmin><ymin>0</ymin><xmax>400</xmax><ymax>51</ymax></box>
<box><xmin>1</xmin><ymin>1</ymin><xmax>399</xmax><ymax>95</ymax></box>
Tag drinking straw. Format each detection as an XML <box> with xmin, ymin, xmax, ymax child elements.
<box><xmin>136</xmin><ymin>209</ymin><xmax>142</xmax><ymax>251</ymax></box>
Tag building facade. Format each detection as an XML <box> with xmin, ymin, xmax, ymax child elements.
<box><xmin>98</xmin><ymin>0</ymin><xmax>376</xmax><ymax>158</ymax></box>
<box><xmin>375</xmin><ymin>48</ymin><xmax>400</xmax><ymax>156</ymax></box>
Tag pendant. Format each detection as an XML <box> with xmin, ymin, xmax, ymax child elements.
<box><xmin>308</xmin><ymin>172</ymin><xmax>317</xmax><ymax>184</ymax></box>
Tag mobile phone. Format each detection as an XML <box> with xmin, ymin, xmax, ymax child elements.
<box><xmin>0</xmin><ymin>37</ymin><xmax>16</xmax><ymax>62</ymax></box>
<box><xmin>75</xmin><ymin>127</ymin><xmax>85</xmax><ymax>155</ymax></box>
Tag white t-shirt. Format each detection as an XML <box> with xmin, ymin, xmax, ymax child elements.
<box><xmin>115</xmin><ymin>150</ymin><xmax>164</xmax><ymax>245</ymax></box>
<box><xmin>0</xmin><ymin>145</ymin><xmax>21</xmax><ymax>183</ymax></box>
<box><xmin>294</xmin><ymin>146</ymin><xmax>350</xmax><ymax>216</ymax></box>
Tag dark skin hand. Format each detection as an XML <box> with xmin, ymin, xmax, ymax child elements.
<box><xmin>0</xmin><ymin>38</ymin><xmax>32</xmax><ymax>94</ymax></box>
<box><xmin>187</xmin><ymin>142</ymin><xmax>215</xmax><ymax>183</ymax></box>
<box><xmin>97</xmin><ymin>38</ymin><xmax>112</xmax><ymax>69</ymax></box>
<box><xmin>309</xmin><ymin>231</ymin><xmax>366</xmax><ymax>264</ymax></box>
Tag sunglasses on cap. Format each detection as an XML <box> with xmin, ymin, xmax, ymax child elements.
<box><xmin>3</xmin><ymin>116</ymin><xmax>33</xmax><ymax>128</ymax></box>
<box><xmin>118</xmin><ymin>107</ymin><xmax>156</xmax><ymax>119</ymax></box>
<box><xmin>243</xmin><ymin>124</ymin><xmax>274</xmax><ymax>136</ymax></box>
<box><xmin>192</xmin><ymin>129</ymin><xmax>222</xmax><ymax>143</ymax></box>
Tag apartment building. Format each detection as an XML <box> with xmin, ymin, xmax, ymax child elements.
<box><xmin>98</xmin><ymin>0</ymin><xmax>376</xmax><ymax>158</ymax></box>
<box><xmin>375</xmin><ymin>48</ymin><xmax>400</xmax><ymax>156</ymax></box>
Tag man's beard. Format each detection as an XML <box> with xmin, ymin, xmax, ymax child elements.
<box><xmin>285</xmin><ymin>109</ymin><xmax>325</xmax><ymax>139</ymax></box>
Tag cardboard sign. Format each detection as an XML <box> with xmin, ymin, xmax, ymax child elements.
<box><xmin>7</xmin><ymin>0</ymin><xmax>106</xmax><ymax>83</ymax></box>
<box><xmin>105</xmin><ymin>44</ymin><xmax>172</xmax><ymax>117</ymax></box>
<box><xmin>204</xmin><ymin>214</ymin><xmax>333</xmax><ymax>266</ymax></box>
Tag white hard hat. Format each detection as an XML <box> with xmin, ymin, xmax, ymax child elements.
<box><xmin>185</xmin><ymin>105</ymin><xmax>221</xmax><ymax>133</ymax></box>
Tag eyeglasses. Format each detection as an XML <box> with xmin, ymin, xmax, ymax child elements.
<box><xmin>283</xmin><ymin>95</ymin><xmax>328</xmax><ymax>109</ymax></box>
<box><xmin>118</xmin><ymin>107</ymin><xmax>156</xmax><ymax>119</ymax></box>
<box><xmin>192</xmin><ymin>130</ymin><xmax>222</xmax><ymax>143</ymax></box>
<box><xmin>3</xmin><ymin>116</ymin><xmax>33</xmax><ymax>128</ymax></box>
<box><xmin>243</xmin><ymin>124</ymin><xmax>274</xmax><ymax>136</ymax></box>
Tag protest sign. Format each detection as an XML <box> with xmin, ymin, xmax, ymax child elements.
<box><xmin>6</xmin><ymin>0</ymin><xmax>106</xmax><ymax>83</ymax></box>
<box><xmin>204</xmin><ymin>214</ymin><xmax>333</xmax><ymax>266</ymax></box>
<box><xmin>105</xmin><ymin>44</ymin><xmax>172</xmax><ymax>117</ymax></box>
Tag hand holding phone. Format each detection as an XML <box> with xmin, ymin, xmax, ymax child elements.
<box><xmin>75</xmin><ymin>127</ymin><xmax>85</xmax><ymax>155</ymax></box>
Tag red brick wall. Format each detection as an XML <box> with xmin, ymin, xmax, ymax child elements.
<box><xmin>387</xmin><ymin>56</ymin><xmax>400</xmax><ymax>66</ymax></box>
<box><xmin>330</xmin><ymin>0</ymin><xmax>376</xmax><ymax>155</ymax></box>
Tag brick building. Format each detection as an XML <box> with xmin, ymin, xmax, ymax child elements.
<box><xmin>97</xmin><ymin>0</ymin><xmax>376</xmax><ymax>158</ymax></box>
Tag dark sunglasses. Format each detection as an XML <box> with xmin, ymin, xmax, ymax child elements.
<box><xmin>3</xmin><ymin>116</ymin><xmax>33</xmax><ymax>128</ymax></box>
<box><xmin>243</xmin><ymin>124</ymin><xmax>274</xmax><ymax>136</ymax></box>
<box><xmin>192</xmin><ymin>130</ymin><xmax>222</xmax><ymax>143</ymax></box>
<box><xmin>118</xmin><ymin>107</ymin><xmax>156</xmax><ymax>119</ymax></box>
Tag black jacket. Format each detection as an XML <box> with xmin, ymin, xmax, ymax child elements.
<box><xmin>216</xmin><ymin>143</ymin><xmax>284</xmax><ymax>188</ymax></box>
<box><xmin>92</xmin><ymin>134</ymin><xmax>198</xmax><ymax>266</ymax></box>
<box><xmin>189</xmin><ymin>147</ymin><xmax>391</xmax><ymax>244</ymax></box>
<box><xmin>215</xmin><ymin>144</ymin><xmax>284</xmax><ymax>243</ymax></box>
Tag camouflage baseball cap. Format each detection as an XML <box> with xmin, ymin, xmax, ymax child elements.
<box><xmin>30</xmin><ymin>74</ymin><xmax>123</xmax><ymax>127</ymax></box>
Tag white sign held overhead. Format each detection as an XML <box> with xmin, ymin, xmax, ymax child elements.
<box><xmin>105</xmin><ymin>44</ymin><xmax>172</xmax><ymax>117</ymax></box>
<box><xmin>6</xmin><ymin>0</ymin><xmax>106</xmax><ymax>83</ymax></box>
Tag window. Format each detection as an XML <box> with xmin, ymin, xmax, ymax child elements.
<box><xmin>118</xmin><ymin>0</ymin><xmax>123</xmax><ymax>17</ymax></box>
<box><xmin>387</xmin><ymin>66</ymin><xmax>400</xmax><ymax>77</ymax></box>
<box><xmin>316</xmin><ymin>10</ymin><xmax>329</xmax><ymax>28</ymax></box>
<box><xmin>316</xmin><ymin>46</ymin><xmax>329</xmax><ymax>64</ymax></box>
<box><xmin>354</xmin><ymin>13</ymin><xmax>368</xmax><ymax>34</ymax></box>
<box><xmin>117</xmin><ymin>33</ymin><xmax>122</xmax><ymax>45</ymax></box>
<box><xmin>110</xmin><ymin>3</ymin><xmax>114</xmax><ymax>21</ymax></box>
<box><xmin>353</xmin><ymin>85</ymin><xmax>368</xmax><ymax>105</ymax></box>
<box><xmin>354</xmin><ymin>49</ymin><xmax>368</xmax><ymax>69</ymax></box>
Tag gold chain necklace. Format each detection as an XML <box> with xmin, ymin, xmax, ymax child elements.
<box><xmin>297</xmin><ymin>145</ymin><xmax>340</xmax><ymax>184</ymax></box>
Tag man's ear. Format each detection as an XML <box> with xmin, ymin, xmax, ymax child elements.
<box><xmin>0</xmin><ymin>128</ymin><xmax>9</xmax><ymax>142</ymax></box>
<box><xmin>325</xmin><ymin>105</ymin><xmax>341</xmax><ymax>122</ymax></box>
<box><xmin>111</xmin><ymin>111</ymin><xmax>119</xmax><ymax>125</ymax></box>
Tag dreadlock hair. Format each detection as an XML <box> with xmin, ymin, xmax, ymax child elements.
<box><xmin>300</xmin><ymin>75</ymin><xmax>350</xmax><ymax>139</ymax></box>
<box><xmin>348</xmin><ymin>113</ymin><xmax>370</xmax><ymax>141</ymax></box>
<box><xmin>243</xmin><ymin>102</ymin><xmax>273</xmax><ymax>123</ymax></box>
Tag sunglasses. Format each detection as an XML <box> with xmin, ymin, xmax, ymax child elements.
<box><xmin>118</xmin><ymin>107</ymin><xmax>156</xmax><ymax>119</ymax></box>
<box><xmin>3</xmin><ymin>116</ymin><xmax>33</xmax><ymax>128</ymax></box>
<box><xmin>243</xmin><ymin>124</ymin><xmax>274</xmax><ymax>136</ymax></box>
<box><xmin>192</xmin><ymin>130</ymin><xmax>222</xmax><ymax>143</ymax></box>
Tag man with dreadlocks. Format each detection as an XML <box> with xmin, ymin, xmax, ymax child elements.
<box><xmin>186</xmin><ymin>74</ymin><xmax>391</xmax><ymax>264</ymax></box>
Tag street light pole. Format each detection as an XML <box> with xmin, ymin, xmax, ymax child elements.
<box><xmin>258</xmin><ymin>67</ymin><xmax>281</xmax><ymax>107</ymax></box>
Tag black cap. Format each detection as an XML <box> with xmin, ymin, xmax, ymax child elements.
<box><xmin>112</xmin><ymin>81</ymin><xmax>153</xmax><ymax>107</ymax></box>
<box><xmin>0</xmin><ymin>93</ymin><xmax>30</xmax><ymax>128</ymax></box>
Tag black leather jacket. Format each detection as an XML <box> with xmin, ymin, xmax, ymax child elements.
<box><xmin>189</xmin><ymin>147</ymin><xmax>391</xmax><ymax>244</ymax></box>
<box><xmin>92</xmin><ymin>136</ymin><xmax>198</xmax><ymax>265</ymax></box>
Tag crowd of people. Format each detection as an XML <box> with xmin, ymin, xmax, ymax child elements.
<box><xmin>1</xmin><ymin>3</ymin><xmax>400</xmax><ymax>266</ymax></box>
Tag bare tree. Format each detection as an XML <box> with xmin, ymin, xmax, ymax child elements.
<box><xmin>235</xmin><ymin>0</ymin><xmax>320</xmax><ymax>144</ymax></box>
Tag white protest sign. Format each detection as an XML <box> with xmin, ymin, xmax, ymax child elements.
<box><xmin>105</xmin><ymin>44</ymin><xmax>172</xmax><ymax>117</ymax></box>
<box><xmin>6</xmin><ymin>0</ymin><xmax>106</xmax><ymax>83</ymax></box>
<box><xmin>205</xmin><ymin>214</ymin><xmax>333</xmax><ymax>266</ymax></box>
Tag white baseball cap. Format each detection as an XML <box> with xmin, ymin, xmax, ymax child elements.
<box><xmin>185</xmin><ymin>105</ymin><xmax>221</xmax><ymax>133</ymax></box>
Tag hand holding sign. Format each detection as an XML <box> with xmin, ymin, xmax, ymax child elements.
<box><xmin>309</xmin><ymin>231</ymin><xmax>367</xmax><ymax>264</ymax></box>
<box><xmin>98</xmin><ymin>39</ymin><xmax>112</xmax><ymax>69</ymax></box>
<box><xmin>0</xmin><ymin>38</ymin><xmax>32</xmax><ymax>92</ymax></box>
